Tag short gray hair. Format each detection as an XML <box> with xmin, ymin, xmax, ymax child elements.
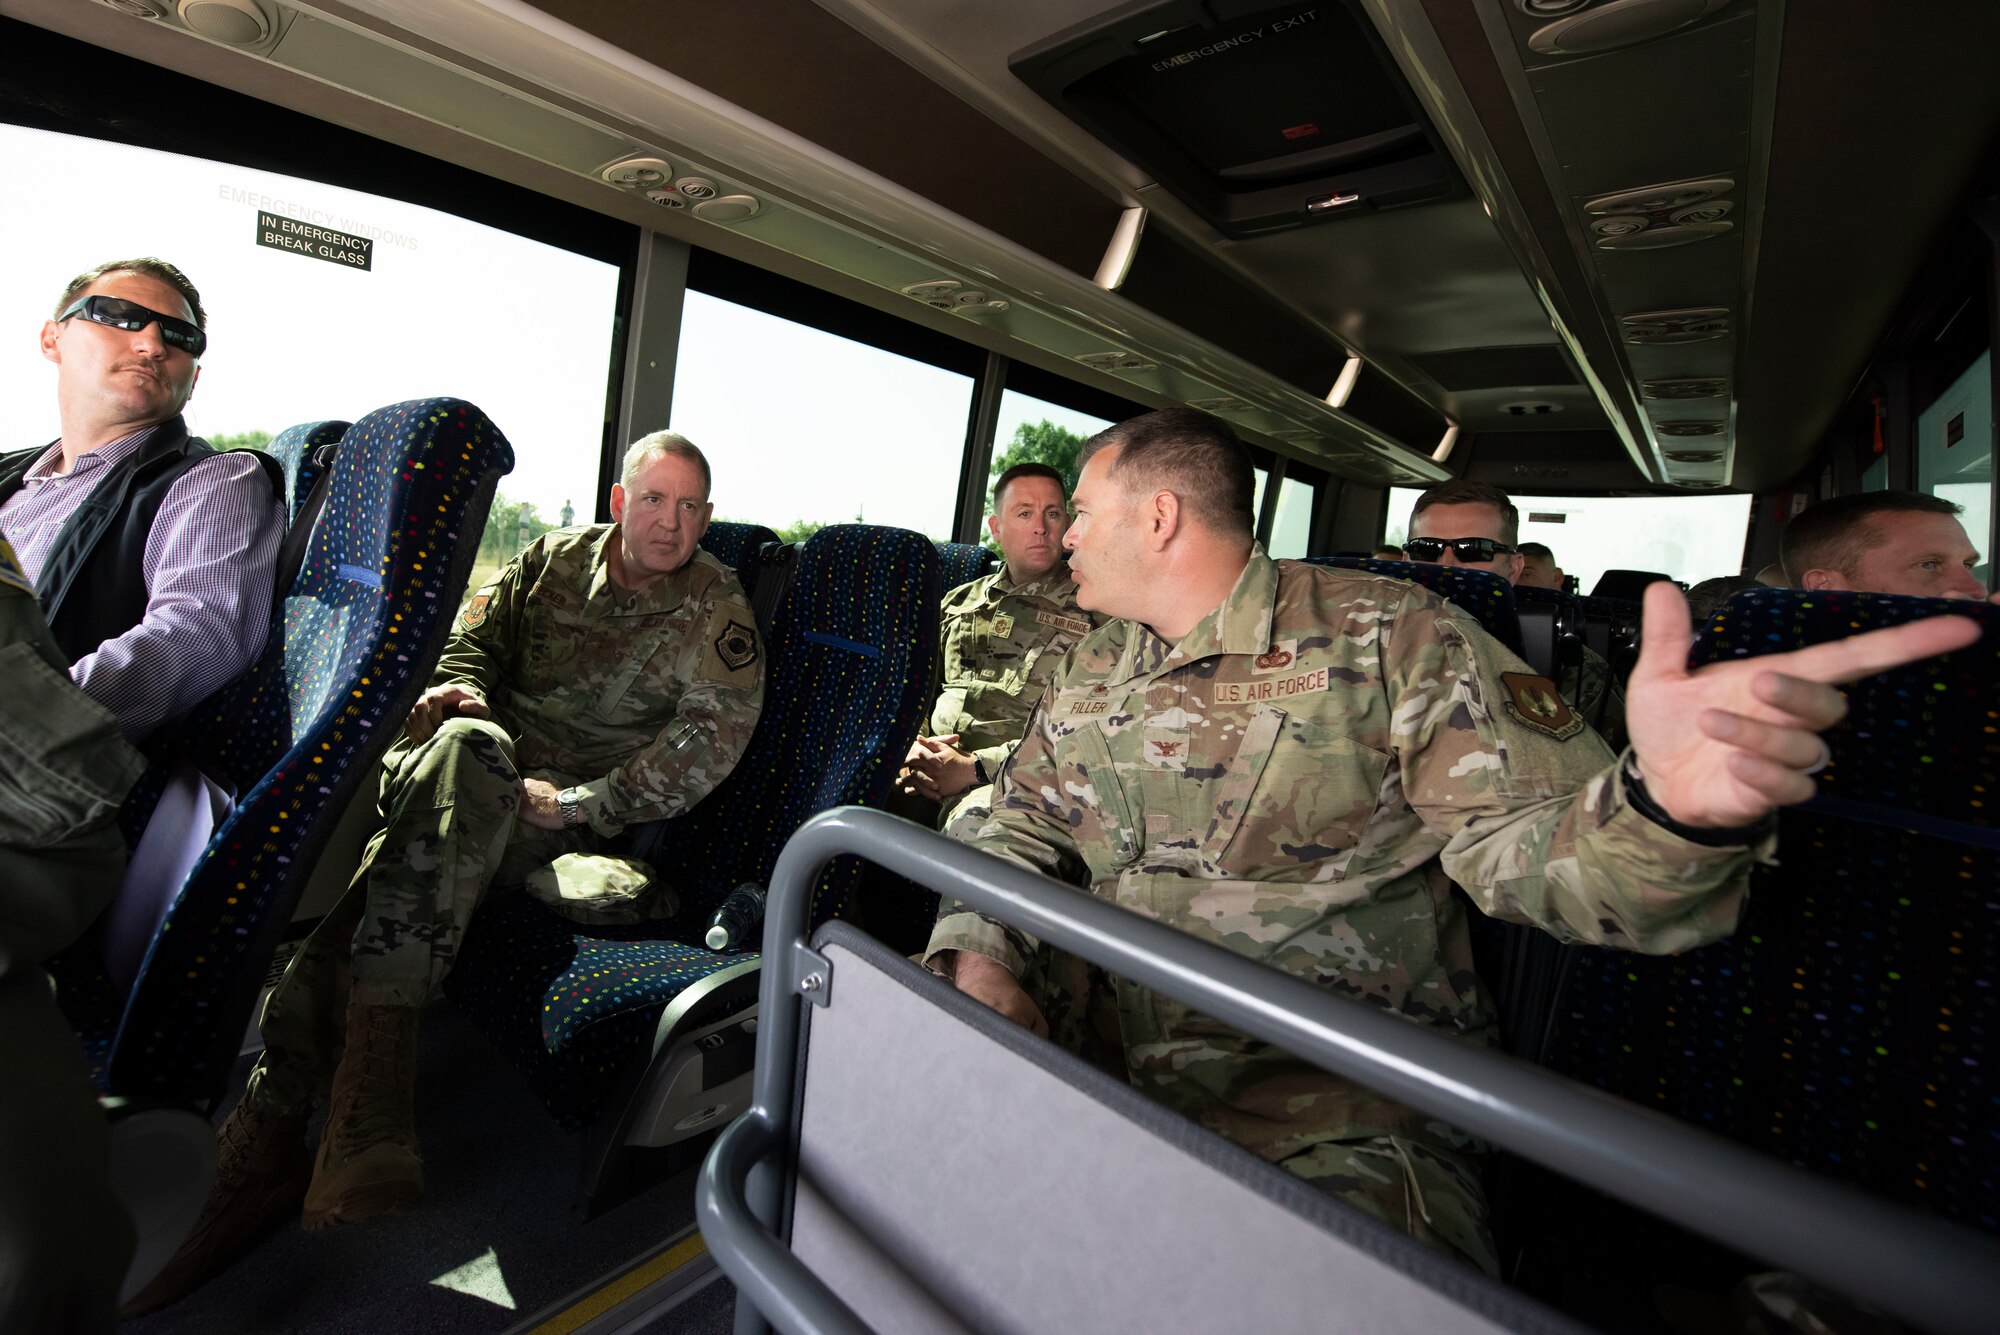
<box><xmin>620</xmin><ymin>430</ymin><xmax>711</xmax><ymax>498</ymax></box>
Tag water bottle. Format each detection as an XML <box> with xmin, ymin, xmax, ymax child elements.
<box><xmin>705</xmin><ymin>883</ymin><xmax>768</xmax><ymax>951</ymax></box>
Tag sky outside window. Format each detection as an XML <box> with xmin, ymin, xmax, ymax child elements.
<box><xmin>0</xmin><ymin>123</ymin><xmax>618</xmax><ymax>533</ymax></box>
<box><xmin>675</xmin><ymin>291</ymin><xmax>970</xmax><ymax>537</ymax></box>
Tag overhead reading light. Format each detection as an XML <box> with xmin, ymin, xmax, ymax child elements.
<box><xmin>177</xmin><ymin>0</ymin><xmax>269</xmax><ymax>44</ymax></box>
<box><xmin>1643</xmin><ymin>378</ymin><xmax>1727</xmax><ymax>399</ymax></box>
<box><xmin>1596</xmin><ymin>221</ymin><xmax>1732</xmax><ymax>250</ymax></box>
<box><xmin>1663</xmin><ymin>448</ymin><xmax>1724</xmax><ymax>462</ymax></box>
<box><xmin>1656</xmin><ymin>421</ymin><xmax>1727</xmax><ymax>436</ymax></box>
<box><xmin>897</xmin><ymin>278</ymin><xmax>1009</xmax><ymax>316</ymax></box>
<box><xmin>1527</xmin><ymin>0</ymin><xmax>1735</xmax><ymax>57</ymax></box>
<box><xmin>692</xmin><ymin>194</ymin><xmax>760</xmax><ymax>225</ymax></box>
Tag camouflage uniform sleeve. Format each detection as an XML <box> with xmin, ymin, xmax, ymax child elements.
<box><xmin>569</xmin><ymin>573</ymin><xmax>765</xmax><ymax>836</ymax></box>
<box><xmin>0</xmin><ymin>535</ymin><xmax>145</xmax><ymax>978</ymax></box>
<box><xmin>923</xmin><ymin>690</ymin><xmax>1088</xmax><ymax>977</ymax></box>
<box><xmin>430</xmin><ymin>543</ymin><xmax>536</xmax><ymax>704</ymax></box>
<box><xmin>969</xmin><ymin>739</ymin><xmax>1015</xmax><ymax>781</ymax></box>
<box><xmin>1389</xmin><ymin>589</ymin><xmax>1770</xmax><ymax>954</ymax></box>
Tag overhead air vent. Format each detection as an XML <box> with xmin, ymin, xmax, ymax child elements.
<box><xmin>1584</xmin><ymin>177</ymin><xmax>1734</xmax><ymax>215</ymax></box>
<box><xmin>896</xmin><ymin>278</ymin><xmax>1009</xmax><ymax>316</ymax></box>
<box><xmin>1656</xmin><ymin>420</ymin><xmax>1727</xmax><ymax>437</ymax></box>
<box><xmin>1500</xmin><ymin>400</ymin><xmax>1564</xmax><ymax>416</ymax></box>
<box><xmin>1077</xmin><ymin>350</ymin><xmax>1158</xmax><ymax>372</ymax></box>
<box><xmin>599</xmin><ymin>156</ymin><xmax>673</xmax><ymax>189</ymax></box>
<box><xmin>98</xmin><ymin>0</ymin><xmax>170</xmax><ymax>17</ymax></box>
<box><xmin>1189</xmin><ymin>396</ymin><xmax>1254</xmax><ymax>413</ymax></box>
<box><xmin>1595</xmin><ymin>222</ymin><xmax>1732</xmax><ymax>250</ymax></box>
<box><xmin>1527</xmin><ymin>0</ymin><xmax>1736</xmax><ymax>57</ymax></box>
<box><xmin>1643</xmin><ymin>378</ymin><xmax>1727</xmax><ymax>399</ymax></box>
<box><xmin>1011</xmin><ymin>0</ymin><xmax>1463</xmax><ymax>237</ymax></box>
<box><xmin>1621</xmin><ymin>308</ymin><xmax>1730</xmax><ymax>344</ymax></box>
<box><xmin>1663</xmin><ymin>448</ymin><xmax>1724</xmax><ymax>462</ymax></box>
<box><xmin>1516</xmin><ymin>0</ymin><xmax>1591</xmax><ymax>14</ymax></box>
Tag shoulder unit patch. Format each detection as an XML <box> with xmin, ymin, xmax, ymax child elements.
<box><xmin>715</xmin><ymin>618</ymin><xmax>760</xmax><ymax>671</ymax></box>
<box><xmin>459</xmin><ymin>589</ymin><xmax>492</xmax><ymax>629</ymax></box>
<box><xmin>1498</xmin><ymin>671</ymin><xmax>1585</xmax><ymax>742</ymax></box>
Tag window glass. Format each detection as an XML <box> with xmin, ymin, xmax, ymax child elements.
<box><xmin>674</xmin><ymin>291</ymin><xmax>970</xmax><ymax>541</ymax></box>
<box><xmin>986</xmin><ymin>389</ymin><xmax>1108</xmax><ymax>508</ymax></box>
<box><xmin>1860</xmin><ymin>455</ymin><xmax>1888</xmax><ymax>493</ymax></box>
<box><xmin>1916</xmin><ymin>349</ymin><xmax>1993</xmax><ymax>586</ymax></box>
<box><xmin>1252</xmin><ymin>468</ymin><xmax>1269</xmax><ymax>528</ymax></box>
<box><xmin>1269</xmin><ymin>475</ymin><xmax>1316</xmax><ymax>558</ymax></box>
<box><xmin>0</xmin><ymin>124</ymin><xmax>621</xmax><ymax>593</ymax></box>
<box><xmin>1387</xmin><ymin>487</ymin><xmax>1754</xmax><ymax>594</ymax></box>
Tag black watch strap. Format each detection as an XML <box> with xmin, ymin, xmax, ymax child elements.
<box><xmin>1622</xmin><ymin>755</ymin><xmax>1766</xmax><ymax>847</ymax></box>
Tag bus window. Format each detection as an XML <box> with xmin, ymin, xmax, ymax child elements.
<box><xmin>1388</xmin><ymin>487</ymin><xmax>1754</xmax><ymax>593</ymax></box>
<box><xmin>673</xmin><ymin>290</ymin><xmax>970</xmax><ymax>540</ymax></box>
<box><xmin>1268</xmin><ymin>474</ymin><xmax>1316</xmax><ymax>558</ymax></box>
<box><xmin>985</xmin><ymin>388</ymin><xmax>1108</xmax><ymax>513</ymax></box>
<box><xmin>0</xmin><ymin>123</ymin><xmax>620</xmax><ymax>595</ymax></box>
<box><xmin>1916</xmin><ymin>348</ymin><xmax>1993</xmax><ymax>585</ymax></box>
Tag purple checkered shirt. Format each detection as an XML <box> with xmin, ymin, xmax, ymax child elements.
<box><xmin>0</xmin><ymin>423</ymin><xmax>285</xmax><ymax>741</ymax></box>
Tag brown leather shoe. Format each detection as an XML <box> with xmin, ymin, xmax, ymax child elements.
<box><xmin>301</xmin><ymin>1002</ymin><xmax>423</xmax><ymax>1230</ymax></box>
<box><xmin>120</xmin><ymin>1102</ymin><xmax>310</xmax><ymax>1316</ymax></box>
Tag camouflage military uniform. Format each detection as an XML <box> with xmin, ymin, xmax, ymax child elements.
<box><xmin>923</xmin><ymin>567</ymin><xmax>1093</xmax><ymax>827</ymax></box>
<box><xmin>0</xmin><ymin>532</ymin><xmax>143</xmax><ymax>1331</ymax></box>
<box><xmin>1563</xmin><ymin>642</ymin><xmax>1628</xmax><ymax>751</ymax></box>
<box><xmin>246</xmin><ymin>525</ymin><xmax>764</xmax><ymax>1114</ymax></box>
<box><xmin>927</xmin><ymin>551</ymin><xmax>1769</xmax><ymax>1271</ymax></box>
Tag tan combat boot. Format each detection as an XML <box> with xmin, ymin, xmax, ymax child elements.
<box><xmin>121</xmin><ymin>1100</ymin><xmax>311</xmax><ymax>1315</ymax></box>
<box><xmin>300</xmin><ymin>1002</ymin><xmax>424</xmax><ymax>1230</ymax></box>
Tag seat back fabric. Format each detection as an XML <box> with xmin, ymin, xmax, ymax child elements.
<box><xmin>934</xmin><ymin>540</ymin><xmax>997</xmax><ymax>593</ymax></box>
<box><xmin>700</xmin><ymin>520</ymin><xmax>780</xmax><ymax>597</ymax></box>
<box><xmin>1545</xmin><ymin>587</ymin><xmax>2000</xmax><ymax>1233</ymax></box>
<box><xmin>89</xmin><ymin>398</ymin><xmax>513</xmax><ymax>1102</ymax></box>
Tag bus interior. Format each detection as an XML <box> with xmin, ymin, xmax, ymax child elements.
<box><xmin>2</xmin><ymin>0</ymin><xmax>1997</xmax><ymax>1330</ymax></box>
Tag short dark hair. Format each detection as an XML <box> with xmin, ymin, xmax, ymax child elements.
<box><xmin>1517</xmin><ymin>541</ymin><xmax>1554</xmax><ymax>561</ymax></box>
<box><xmin>56</xmin><ymin>258</ymin><xmax>206</xmax><ymax>330</ymax></box>
<box><xmin>1077</xmin><ymin>408</ymin><xmax>1255</xmax><ymax>539</ymax></box>
<box><xmin>1372</xmin><ymin>544</ymin><xmax>1405</xmax><ymax>559</ymax></box>
<box><xmin>1410</xmin><ymin>479</ymin><xmax>1519</xmax><ymax>546</ymax></box>
<box><xmin>1780</xmin><ymin>491</ymin><xmax>1962</xmax><ymax>584</ymax></box>
<box><xmin>1685</xmin><ymin>574</ymin><xmax>1760</xmax><ymax>622</ymax></box>
<box><xmin>993</xmin><ymin>461</ymin><xmax>1066</xmax><ymax>510</ymax></box>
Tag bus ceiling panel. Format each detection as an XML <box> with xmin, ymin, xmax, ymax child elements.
<box><xmin>1729</xmin><ymin>0</ymin><xmax>2000</xmax><ymax>492</ymax></box>
<box><xmin>5</xmin><ymin>0</ymin><xmax>1449</xmax><ymax>482</ymax></box>
<box><xmin>1516</xmin><ymin>9</ymin><xmax>1758</xmax><ymax>200</ymax></box>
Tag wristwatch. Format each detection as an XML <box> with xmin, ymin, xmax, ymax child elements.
<box><xmin>557</xmin><ymin>786</ymin><xmax>584</xmax><ymax>830</ymax></box>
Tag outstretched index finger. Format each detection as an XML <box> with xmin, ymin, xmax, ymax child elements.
<box><xmin>1766</xmin><ymin>612</ymin><xmax>1982</xmax><ymax>686</ymax></box>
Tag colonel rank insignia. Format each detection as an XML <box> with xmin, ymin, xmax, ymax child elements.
<box><xmin>715</xmin><ymin>619</ymin><xmax>760</xmax><ymax>671</ymax></box>
<box><xmin>1498</xmin><ymin>671</ymin><xmax>1586</xmax><ymax>741</ymax></box>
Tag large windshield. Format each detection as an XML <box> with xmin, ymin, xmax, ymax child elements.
<box><xmin>1386</xmin><ymin>489</ymin><xmax>1754</xmax><ymax>594</ymax></box>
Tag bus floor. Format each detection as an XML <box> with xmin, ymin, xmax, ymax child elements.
<box><xmin>125</xmin><ymin>1003</ymin><xmax>736</xmax><ymax>1335</ymax></box>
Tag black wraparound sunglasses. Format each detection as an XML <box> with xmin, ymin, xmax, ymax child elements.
<box><xmin>1404</xmin><ymin>536</ymin><xmax>1515</xmax><ymax>563</ymax></box>
<box><xmin>57</xmin><ymin>294</ymin><xmax>207</xmax><ymax>358</ymax></box>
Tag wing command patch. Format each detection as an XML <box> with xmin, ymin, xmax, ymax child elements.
<box><xmin>460</xmin><ymin>590</ymin><xmax>492</xmax><ymax>629</ymax></box>
<box><xmin>715</xmin><ymin>619</ymin><xmax>759</xmax><ymax>671</ymax></box>
<box><xmin>1499</xmin><ymin>671</ymin><xmax>1585</xmax><ymax>742</ymax></box>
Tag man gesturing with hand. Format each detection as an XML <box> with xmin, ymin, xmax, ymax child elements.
<box><xmin>925</xmin><ymin>409</ymin><xmax>1980</xmax><ymax>1276</ymax></box>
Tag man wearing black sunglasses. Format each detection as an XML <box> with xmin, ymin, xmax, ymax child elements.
<box><xmin>0</xmin><ymin>258</ymin><xmax>283</xmax><ymax>742</ymax></box>
<box><xmin>1408</xmin><ymin>480</ymin><xmax>1627</xmax><ymax>749</ymax></box>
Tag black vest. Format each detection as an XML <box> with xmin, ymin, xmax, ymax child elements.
<box><xmin>0</xmin><ymin>417</ymin><xmax>281</xmax><ymax>665</ymax></box>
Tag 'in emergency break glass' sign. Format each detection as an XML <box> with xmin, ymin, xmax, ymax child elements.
<box><xmin>255</xmin><ymin>210</ymin><xmax>372</xmax><ymax>271</ymax></box>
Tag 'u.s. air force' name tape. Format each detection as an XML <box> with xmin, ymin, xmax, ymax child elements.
<box><xmin>255</xmin><ymin>210</ymin><xmax>373</xmax><ymax>271</ymax></box>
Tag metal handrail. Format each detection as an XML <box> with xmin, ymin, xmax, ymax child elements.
<box><xmin>698</xmin><ymin>806</ymin><xmax>2000</xmax><ymax>1335</ymax></box>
